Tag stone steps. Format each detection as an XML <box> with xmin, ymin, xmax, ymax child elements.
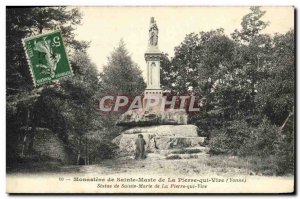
<box><xmin>151</xmin><ymin>136</ymin><xmax>206</xmax><ymax>151</ymax></box>
<box><xmin>159</xmin><ymin>146</ymin><xmax>210</xmax><ymax>160</ymax></box>
<box><xmin>113</xmin><ymin>124</ymin><xmax>208</xmax><ymax>157</ymax></box>
<box><xmin>157</xmin><ymin>146</ymin><xmax>208</xmax><ymax>155</ymax></box>
<box><xmin>117</xmin><ymin>146</ymin><xmax>210</xmax><ymax>160</ymax></box>
<box><xmin>165</xmin><ymin>152</ymin><xmax>209</xmax><ymax>160</ymax></box>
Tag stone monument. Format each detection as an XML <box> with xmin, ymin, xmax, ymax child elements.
<box><xmin>113</xmin><ymin>17</ymin><xmax>207</xmax><ymax>159</ymax></box>
<box><xmin>145</xmin><ymin>18</ymin><xmax>162</xmax><ymax>93</ymax></box>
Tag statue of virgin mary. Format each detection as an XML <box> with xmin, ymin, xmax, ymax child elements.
<box><xmin>149</xmin><ymin>17</ymin><xmax>158</xmax><ymax>46</ymax></box>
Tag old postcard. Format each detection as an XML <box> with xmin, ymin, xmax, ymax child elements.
<box><xmin>6</xmin><ymin>6</ymin><xmax>295</xmax><ymax>194</ymax></box>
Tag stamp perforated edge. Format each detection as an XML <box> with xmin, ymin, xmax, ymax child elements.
<box><xmin>22</xmin><ymin>34</ymin><xmax>37</xmax><ymax>87</ymax></box>
<box><xmin>21</xmin><ymin>29</ymin><xmax>74</xmax><ymax>87</ymax></box>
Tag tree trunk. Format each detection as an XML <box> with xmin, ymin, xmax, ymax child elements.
<box><xmin>76</xmin><ymin>135</ymin><xmax>82</xmax><ymax>165</ymax></box>
<box><xmin>21</xmin><ymin>134</ymin><xmax>27</xmax><ymax>157</ymax></box>
<box><xmin>21</xmin><ymin>109</ymin><xmax>30</xmax><ymax>156</ymax></box>
<box><xmin>38</xmin><ymin>25</ymin><xmax>43</xmax><ymax>34</ymax></box>
<box><xmin>77</xmin><ymin>152</ymin><xmax>81</xmax><ymax>165</ymax></box>
<box><xmin>85</xmin><ymin>135</ymin><xmax>88</xmax><ymax>165</ymax></box>
<box><xmin>27</xmin><ymin>110</ymin><xmax>37</xmax><ymax>154</ymax></box>
<box><xmin>279</xmin><ymin>111</ymin><xmax>293</xmax><ymax>133</ymax></box>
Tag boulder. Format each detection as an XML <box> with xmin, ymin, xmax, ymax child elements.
<box><xmin>33</xmin><ymin>128</ymin><xmax>70</xmax><ymax>163</ymax></box>
<box><xmin>123</xmin><ymin>125</ymin><xmax>198</xmax><ymax>137</ymax></box>
<box><xmin>116</xmin><ymin>108</ymin><xmax>188</xmax><ymax>126</ymax></box>
<box><xmin>112</xmin><ymin>125</ymin><xmax>205</xmax><ymax>155</ymax></box>
<box><xmin>152</xmin><ymin>136</ymin><xmax>206</xmax><ymax>150</ymax></box>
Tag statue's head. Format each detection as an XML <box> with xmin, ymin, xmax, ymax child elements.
<box><xmin>150</xmin><ymin>17</ymin><xmax>155</xmax><ymax>23</ymax></box>
<box><xmin>138</xmin><ymin>134</ymin><xmax>143</xmax><ymax>138</ymax></box>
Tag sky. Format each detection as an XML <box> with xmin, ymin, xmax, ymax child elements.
<box><xmin>74</xmin><ymin>6</ymin><xmax>294</xmax><ymax>79</ymax></box>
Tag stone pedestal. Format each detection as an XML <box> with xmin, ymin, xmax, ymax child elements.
<box><xmin>142</xmin><ymin>92</ymin><xmax>164</xmax><ymax>112</ymax></box>
<box><xmin>116</xmin><ymin>108</ymin><xmax>188</xmax><ymax>126</ymax></box>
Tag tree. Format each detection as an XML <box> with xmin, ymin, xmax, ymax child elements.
<box><xmin>6</xmin><ymin>7</ymin><xmax>82</xmax><ymax>95</ymax></box>
<box><xmin>96</xmin><ymin>40</ymin><xmax>146</xmax><ymax>139</ymax></box>
<box><xmin>256</xmin><ymin>30</ymin><xmax>294</xmax><ymax>126</ymax></box>
<box><xmin>161</xmin><ymin>29</ymin><xmax>238</xmax><ymax>132</ymax></box>
<box><xmin>255</xmin><ymin>30</ymin><xmax>294</xmax><ymax>174</ymax></box>
<box><xmin>42</xmin><ymin>50</ymin><xmax>100</xmax><ymax>164</ymax></box>
<box><xmin>209</xmin><ymin>9</ymin><xmax>294</xmax><ymax>174</ymax></box>
<box><xmin>160</xmin><ymin>7</ymin><xmax>294</xmax><ymax>175</ymax></box>
<box><xmin>160</xmin><ymin>53</ymin><xmax>173</xmax><ymax>91</ymax></box>
<box><xmin>161</xmin><ymin>29</ymin><xmax>235</xmax><ymax>95</ymax></box>
<box><xmin>231</xmin><ymin>6</ymin><xmax>269</xmax><ymax>43</ymax></box>
<box><xmin>230</xmin><ymin>7</ymin><xmax>272</xmax><ymax>116</ymax></box>
<box><xmin>99</xmin><ymin>40</ymin><xmax>146</xmax><ymax>98</ymax></box>
<box><xmin>6</xmin><ymin>7</ymin><xmax>100</xmax><ymax>165</ymax></box>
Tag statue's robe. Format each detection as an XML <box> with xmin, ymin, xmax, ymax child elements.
<box><xmin>135</xmin><ymin>138</ymin><xmax>146</xmax><ymax>159</ymax></box>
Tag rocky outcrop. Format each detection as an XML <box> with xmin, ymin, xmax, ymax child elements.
<box><xmin>122</xmin><ymin>125</ymin><xmax>198</xmax><ymax>136</ymax></box>
<box><xmin>116</xmin><ymin>109</ymin><xmax>188</xmax><ymax>126</ymax></box>
<box><xmin>113</xmin><ymin>125</ymin><xmax>205</xmax><ymax>155</ymax></box>
<box><xmin>114</xmin><ymin>106</ymin><xmax>208</xmax><ymax>159</ymax></box>
<box><xmin>33</xmin><ymin>128</ymin><xmax>69</xmax><ymax>163</ymax></box>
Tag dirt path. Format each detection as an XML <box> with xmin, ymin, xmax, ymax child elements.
<box><xmin>8</xmin><ymin>153</ymin><xmax>293</xmax><ymax>178</ymax></box>
<box><xmin>7</xmin><ymin>154</ymin><xmax>294</xmax><ymax>193</ymax></box>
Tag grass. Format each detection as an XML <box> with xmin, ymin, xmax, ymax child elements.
<box><xmin>7</xmin><ymin>161</ymin><xmax>69</xmax><ymax>174</ymax></box>
<box><xmin>7</xmin><ymin>153</ymin><xmax>293</xmax><ymax>177</ymax></box>
<box><xmin>205</xmin><ymin>155</ymin><xmax>294</xmax><ymax>176</ymax></box>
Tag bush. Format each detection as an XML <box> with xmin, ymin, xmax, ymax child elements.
<box><xmin>273</xmin><ymin>130</ymin><xmax>294</xmax><ymax>175</ymax></box>
<box><xmin>209</xmin><ymin>120</ymin><xmax>250</xmax><ymax>155</ymax></box>
<box><xmin>97</xmin><ymin>141</ymin><xmax>119</xmax><ymax>159</ymax></box>
<box><xmin>209</xmin><ymin>118</ymin><xmax>294</xmax><ymax>175</ymax></box>
<box><xmin>87</xmin><ymin>139</ymin><xmax>119</xmax><ymax>163</ymax></box>
<box><xmin>239</xmin><ymin>119</ymin><xmax>279</xmax><ymax>157</ymax></box>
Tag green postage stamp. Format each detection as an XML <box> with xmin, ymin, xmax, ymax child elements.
<box><xmin>22</xmin><ymin>30</ymin><xmax>73</xmax><ymax>86</ymax></box>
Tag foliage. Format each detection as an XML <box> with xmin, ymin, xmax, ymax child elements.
<box><xmin>256</xmin><ymin>30</ymin><xmax>294</xmax><ymax>125</ymax></box>
<box><xmin>209</xmin><ymin>120</ymin><xmax>250</xmax><ymax>155</ymax></box>
<box><xmin>231</xmin><ymin>6</ymin><xmax>269</xmax><ymax>43</ymax></box>
<box><xmin>97</xmin><ymin>40</ymin><xmax>146</xmax><ymax>138</ymax></box>
<box><xmin>94</xmin><ymin>140</ymin><xmax>119</xmax><ymax>160</ymax></box>
<box><xmin>7</xmin><ymin>7</ymin><xmax>294</xmax><ymax>175</ymax></box>
<box><xmin>99</xmin><ymin>40</ymin><xmax>146</xmax><ymax>97</ymax></box>
<box><xmin>161</xmin><ymin>7</ymin><xmax>294</xmax><ymax>175</ymax></box>
<box><xmin>6</xmin><ymin>7</ymin><xmax>103</xmax><ymax>165</ymax></box>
